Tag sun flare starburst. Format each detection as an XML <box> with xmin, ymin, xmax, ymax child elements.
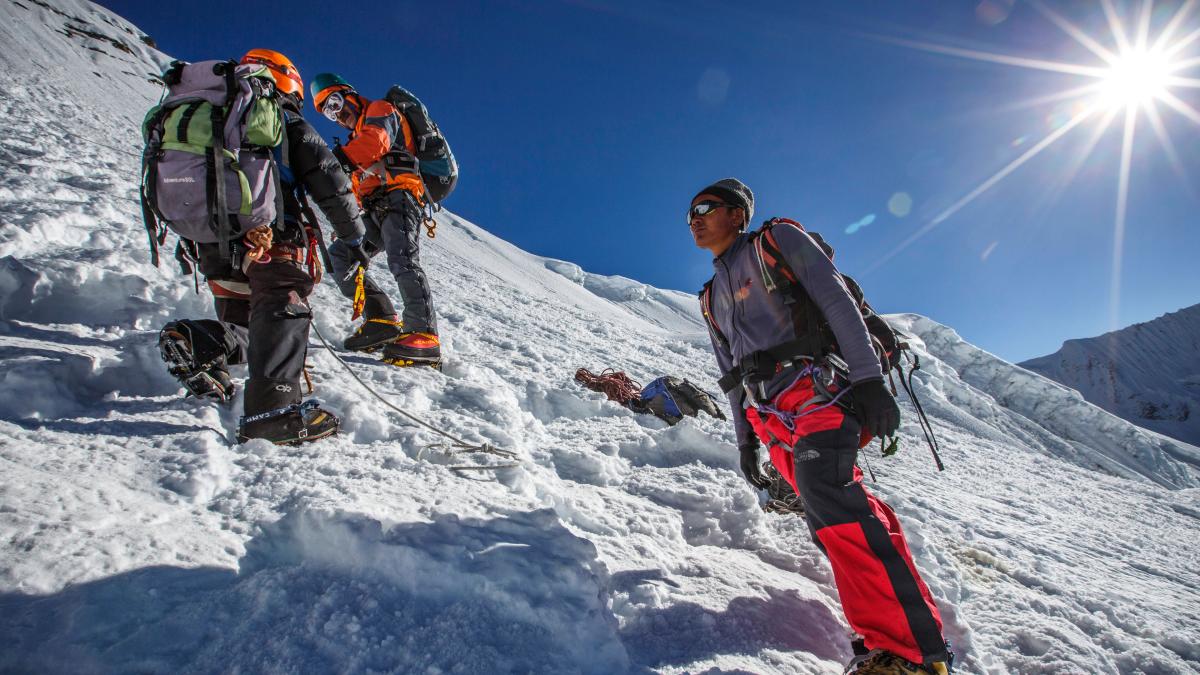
<box><xmin>869</xmin><ymin>0</ymin><xmax>1199</xmax><ymax>329</ymax></box>
<box><xmin>1100</xmin><ymin>46</ymin><xmax>1175</xmax><ymax>109</ymax></box>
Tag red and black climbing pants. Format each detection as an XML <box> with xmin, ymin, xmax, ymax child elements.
<box><xmin>747</xmin><ymin>377</ymin><xmax>948</xmax><ymax>665</ymax></box>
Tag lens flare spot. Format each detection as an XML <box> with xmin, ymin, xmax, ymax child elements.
<box><xmin>845</xmin><ymin>213</ymin><xmax>876</xmax><ymax>235</ymax></box>
<box><xmin>697</xmin><ymin>67</ymin><xmax>731</xmax><ymax>105</ymax></box>
<box><xmin>1047</xmin><ymin>108</ymin><xmax>1071</xmax><ymax>130</ymax></box>
<box><xmin>976</xmin><ymin>0</ymin><xmax>1014</xmax><ymax>26</ymax></box>
<box><xmin>888</xmin><ymin>192</ymin><xmax>913</xmax><ymax>217</ymax></box>
<box><xmin>981</xmin><ymin>241</ymin><xmax>999</xmax><ymax>261</ymax></box>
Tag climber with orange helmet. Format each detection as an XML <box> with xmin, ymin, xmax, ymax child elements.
<box><xmin>308</xmin><ymin>73</ymin><xmax>442</xmax><ymax>367</ymax></box>
<box><xmin>156</xmin><ymin>49</ymin><xmax>368</xmax><ymax>444</ymax></box>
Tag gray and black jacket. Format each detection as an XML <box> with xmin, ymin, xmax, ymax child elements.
<box><xmin>705</xmin><ymin>224</ymin><xmax>882</xmax><ymax>448</ymax></box>
<box><xmin>279</xmin><ymin>101</ymin><xmax>365</xmax><ymax>242</ymax></box>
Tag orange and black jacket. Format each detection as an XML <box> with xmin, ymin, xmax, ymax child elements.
<box><xmin>333</xmin><ymin>97</ymin><xmax>424</xmax><ymax>202</ymax></box>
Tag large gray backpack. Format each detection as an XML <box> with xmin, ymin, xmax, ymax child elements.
<box><xmin>140</xmin><ymin>60</ymin><xmax>284</xmax><ymax>265</ymax></box>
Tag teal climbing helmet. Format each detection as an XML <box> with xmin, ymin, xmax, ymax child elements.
<box><xmin>310</xmin><ymin>72</ymin><xmax>353</xmax><ymax>111</ymax></box>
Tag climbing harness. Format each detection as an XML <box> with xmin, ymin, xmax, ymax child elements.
<box><xmin>748</xmin><ymin>362</ymin><xmax>855</xmax><ymax>433</ymax></box>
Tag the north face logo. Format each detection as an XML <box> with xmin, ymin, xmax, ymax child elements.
<box><xmin>794</xmin><ymin>448</ymin><xmax>820</xmax><ymax>462</ymax></box>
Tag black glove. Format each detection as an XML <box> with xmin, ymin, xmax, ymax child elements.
<box><xmin>346</xmin><ymin>240</ymin><xmax>372</xmax><ymax>270</ymax></box>
<box><xmin>739</xmin><ymin>442</ymin><xmax>771</xmax><ymax>490</ymax></box>
<box><xmin>852</xmin><ymin>378</ymin><xmax>901</xmax><ymax>438</ymax></box>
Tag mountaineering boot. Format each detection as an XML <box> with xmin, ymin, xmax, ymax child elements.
<box><xmin>381</xmin><ymin>332</ymin><xmax>441</xmax><ymax>367</ymax></box>
<box><xmin>844</xmin><ymin>649</ymin><xmax>950</xmax><ymax>675</ymax></box>
<box><xmin>343</xmin><ymin>317</ymin><xmax>404</xmax><ymax>353</ymax></box>
<box><xmin>237</xmin><ymin>400</ymin><xmax>340</xmax><ymax>445</ymax></box>
<box><xmin>159</xmin><ymin>322</ymin><xmax>235</xmax><ymax>402</ymax></box>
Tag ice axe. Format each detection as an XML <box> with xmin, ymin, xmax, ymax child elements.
<box><xmin>348</xmin><ymin>263</ymin><xmax>367</xmax><ymax>321</ymax></box>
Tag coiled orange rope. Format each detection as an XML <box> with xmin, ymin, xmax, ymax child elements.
<box><xmin>574</xmin><ymin>368</ymin><xmax>643</xmax><ymax>405</ymax></box>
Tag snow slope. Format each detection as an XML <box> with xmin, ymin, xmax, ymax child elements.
<box><xmin>2</xmin><ymin>1</ymin><xmax>1199</xmax><ymax>673</ymax></box>
<box><xmin>1021</xmin><ymin>304</ymin><xmax>1200</xmax><ymax>448</ymax></box>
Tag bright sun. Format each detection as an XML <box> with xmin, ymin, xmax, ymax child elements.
<box><xmin>871</xmin><ymin>0</ymin><xmax>1199</xmax><ymax>330</ymax></box>
<box><xmin>1100</xmin><ymin>47</ymin><xmax>1174</xmax><ymax>109</ymax></box>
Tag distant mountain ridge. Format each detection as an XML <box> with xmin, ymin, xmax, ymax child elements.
<box><xmin>1020</xmin><ymin>304</ymin><xmax>1200</xmax><ymax>447</ymax></box>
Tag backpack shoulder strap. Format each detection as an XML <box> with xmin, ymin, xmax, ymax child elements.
<box><xmin>699</xmin><ymin>279</ymin><xmax>729</xmax><ymax>351</ymax></box>
<box><xmin>702</xmin><ymin>279</ymin><xmax>750</xmax><ymax>395</ymax></box>
<box><xmin>754</xmin><ymin>218</ymin><xmax>801</xmax><ymax>291</ymax></box>
<box><xmin>840</xmin><ymin>272</ymin><xmax>867</xmax><ymax>309</ymax></box>
<box><xmin>753</xmin><ymin>218</ymin><xmax>826</xmax><ymax>353</ymax></box>
<box><xmin>279</xmin><ymin>107</ymin><xmax>296</xmax><ymax>169</ymax></box>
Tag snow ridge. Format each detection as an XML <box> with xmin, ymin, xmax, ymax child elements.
<box><xmin>1021</xmin><ymin>303</ymin><xmax>1200</xmax><ymax>447</ymax></box>
<box><xmin>1</xmin><ymin>2</ymin><xmax>1199</xmax><ymax>674</ymax></box>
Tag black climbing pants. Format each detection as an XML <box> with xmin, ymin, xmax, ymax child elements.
<box><xmin>327</xmin><ymin>189</ymin><xmax>437</xmax><ymax>334</ymax></box>
<box><xmin>193</xmin><ymin>241</ymin><xmax>315</xmax><ymax>417</ymax></box>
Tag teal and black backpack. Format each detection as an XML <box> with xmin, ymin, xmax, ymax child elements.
<box><xmin>384</xmin><ymin>85</ymin><xmax>458</xmax><ymax>203</ymax></box>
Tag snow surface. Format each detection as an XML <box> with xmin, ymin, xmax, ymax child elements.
<box><xmin>1021</xmin><ymin>304</ymin><xmax>1200</xmax><ymax>448</ymax></box>
<box><xmin>1</xmin><ymin>1</ymin><xmax>1199</xmax><ymax>673</ymax></box>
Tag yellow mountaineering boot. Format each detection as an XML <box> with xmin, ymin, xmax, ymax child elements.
<box><xmin>381</xmin><ymin>332</ymin><xmax>441</xmax><ymax>368</ymax></box>
<box><xmin>343</xmin><ymin>317</ymin><xmax>404</xmax><ymax>353</ymax></box>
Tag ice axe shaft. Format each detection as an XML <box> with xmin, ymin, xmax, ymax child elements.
<box><xmin>350</xmin><ymin>266</ymin><xmax>367</xmax><ymax>321</ymax></box>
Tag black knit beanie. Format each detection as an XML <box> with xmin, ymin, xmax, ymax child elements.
<box><xmin>693</xmin><ymin>178</ymin><xmax>754</xmax><ymax>229</ymax></box>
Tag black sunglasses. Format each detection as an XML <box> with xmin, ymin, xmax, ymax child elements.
<box><xmin>688</xmin><ymin>201</ymin><xmax>736</xmax><ymax>224</ymax></box>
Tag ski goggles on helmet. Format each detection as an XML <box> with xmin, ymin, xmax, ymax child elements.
<box><xmin>321</xmin><ymin>91</ymin><xmax>346</xmax><ymax>122</ymax></box>
<box><xmin>687</xmin><ymin>201</ymin><xmax>736</xmax><ymax>225</ymax></box>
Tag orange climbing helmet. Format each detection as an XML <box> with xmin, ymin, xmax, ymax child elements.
<box><xmin>240</xmin><ymin>48</ymin><xmax>304</xmax><ymax>100</ymax></box>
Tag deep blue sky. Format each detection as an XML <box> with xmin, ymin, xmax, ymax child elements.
<box><xmin>100</xmin><ymin>0</ymin><xmax>1200</xmax><ymax>362</ymax></box>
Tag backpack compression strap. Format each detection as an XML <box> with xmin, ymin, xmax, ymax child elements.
<box><xmin>140</xmin><ymin>106</ymin><xmax>170</xmax><ymax>267</ymax></box>
<box><xmin>211</xmin><ymin>60</ymin><xmax>240</xmax><ymax>263</ymax></box>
